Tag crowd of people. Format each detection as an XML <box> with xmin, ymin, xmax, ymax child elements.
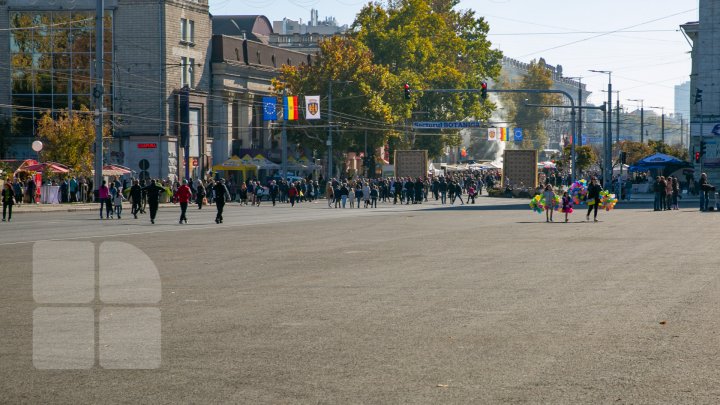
<box><xmin>5</xmin><ymin>165</ymin><xmax>717</xmax><ymax>225</ymax></box>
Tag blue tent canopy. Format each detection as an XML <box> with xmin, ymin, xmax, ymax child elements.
<box><xmin>629</xmin><ymin>153</ymin><xmax>691</xmax><ymax>172</ymax></box>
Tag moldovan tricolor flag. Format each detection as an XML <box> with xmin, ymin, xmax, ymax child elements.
<box><xmin>487</xmin><ymin>127</ymin><xmax>498</xmax><ymax>141</ymax></box>
<box><xmin>284</xmin><ymin>96</ymin><xmax>299</xmax><ymax>121</ymax></box>
<box><xmin>499</xmin><ymin>127</ymin><xmax>508</xmax><ymax>141</ymax></box>
<box><xmin>304</xmin><ymin>95</ymin><xmax>321</xmax><ymax>120</ymax></box>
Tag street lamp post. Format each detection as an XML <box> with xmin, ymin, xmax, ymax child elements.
<box><xmin>648</xmin><ymin>106</ymin><xmax>665</xmax><ymax>144</ymax></box>
<box><xmin>590</xmin><ymin>70</ymin><xmax>612</xmax><ymax>188</ymax></box>
<box><xmin>628</xmin><ymin>98</ymin><xmax>644</xmax><ymax>143</ymax></box>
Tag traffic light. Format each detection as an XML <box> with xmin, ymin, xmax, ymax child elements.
<box><xmin>481</xmin><ymin>82</ymin><xmax>488</xmax><ymax>100</ymax></box>
<box><xmin>695</xmin><ymin>151</ymin><xmax>701</xmax><ymax>163</ymax></box>
<box><xmin>404</xmin><ymin>83</ymin><xmax>411</xmax><ymax>100</ymax></box>
<box><xmin>701</xmin><ymin>140</ymin><xmax>707</xmax><ymax>156</ymax></box>
<box><xmin>695</xmin><ymin>88</ymin><xmax>703</xmax><ymax>104</ymax></box>
<box><xmin>619</xmin><ymin>151</ymin><xmax>626</xmax><ymax>165</ymax></box>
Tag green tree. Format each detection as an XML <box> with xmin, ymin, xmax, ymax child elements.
<box><xmin>278</xmin><ymin>0</ymin><xmax>503</xmax><ymax>161</ymax></box>
<box><xmin>277</xmin><ymin>36</ymin><xmax>401</xmax><ymax>161</ymax></box>
<box><xmin>647</xmin><ymin>140</ymin><xmax>689</xmax><ymax>161</ymax></box>
<box><xmin>36</xmin><ymin>107</ymin><xmax>110</xmax><ymax>174</ymax></box>
<box><xmin>353</xmin><ymin>0</ymin><xmax>502</xmax><ymax>158</ymax></box>
<box><xmin>616</xmin><ymin>141</ymin><xmax>654</xmax><ymax>166</ymax></box>
<box><xmin>502</xmin><ymin>58</ymin><xmax>560</xmax><ymax>150</ymax></box>
<box><xmin>562</xmin><ymin>144</ymin><xmax>597</xmax><ymax>173</ymax></box>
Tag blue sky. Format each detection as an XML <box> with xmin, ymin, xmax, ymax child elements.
<box><xmin>210</xmin><ymin>0</ymin><xmax>697</xmax><ymax>116</ymax></box>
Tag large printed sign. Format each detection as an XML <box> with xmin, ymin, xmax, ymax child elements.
<box><xmin>503</xmin><ymin>149</ymin><xmax>538</xmax><ymax>189</ymax></box>
<box><xmin>394</xmin><ymin>150</ymin><xmax>428</xmax><ymax>179</ymax></box>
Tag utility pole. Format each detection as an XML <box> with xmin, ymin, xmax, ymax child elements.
<box><xmin>590</xmin><ymin>69</ymin><xmax>612</xmax><ymax>188</ymax></box>
<box><xmin>616</xmin><ymin>96</ymin><xmax>620</xmax><ymax>143</ymax></box>
<box><xmin>628</xmin><ymin>98</ymin><xmax>644</xmax><ymax>143</ymax></box>
<box><xmin>327</xmin><ymin>81</ymin><xmax>333</xmax><ymax>181</ymax></box>
<box><xmin>649</xmin><ymin>106</ymin><xmax>665</xmax><ymax>144</ymax></box>
<box><xmin>281</xmin><ymin>88</ymin><xmax>287</xmax><ymax>180</ymax></box>
<box><xmin>93</xmin><ymin>0</ymin><xmax>104</xmax><ymax>192</ymax></box>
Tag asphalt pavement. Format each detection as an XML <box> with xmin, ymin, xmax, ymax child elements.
<box><xmin>1</xmin><ymin>196</ymin><xmax>719</xmax><ymax>404</ymax></box>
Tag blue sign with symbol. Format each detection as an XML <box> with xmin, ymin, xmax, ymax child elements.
<box><xmin>513</xmin><ymin>128</ymin><xmax>523</xmax><ymax>142</ymax></box>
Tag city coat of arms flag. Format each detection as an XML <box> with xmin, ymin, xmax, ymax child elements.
<box><xmin>305</xmin><ymin>95</ymin><xmax>321</xmax><ymax>120</ymax></box>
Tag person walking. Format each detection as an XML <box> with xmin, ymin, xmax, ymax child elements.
<box><xmin>13</xmin><ymin>179</ymin><xmax>23</xmax><ymax>206</ymax></box>
<box><xmin>213</xmin><ymin>179</ymin><xmax>230</xmax><ymax>223</ymax></box>
<box><xmin>2</xmin><ymin>183</ymin><xmax>15</xmax><ymax>222</ymax></box>
<box><xmin>288</xmin><ymin>182</ymin><xmax>298</xmax><ymax>207</ymax></box>
<box><xmin>370</xmin><ymin>185</ymin><xmax>379</xmax><ymax>208</ymax></box>
<box><xmin>108</xmin><ymin>183</ymin><xmax>117</xmax><ymax>219</ymax></box>
<box><xmin>142</xmin><ymin>179</ymin><xmax>166</xmax><ymax>224</ymax></box>
<box><xmin>113</xmin><ymin>187</ymin><xmax>124</xmax><ymax>219</ymax></box>
<box><xmin>326</xmin><ymin>182</ymin><xmax>334</xmax><ymax>208</ymax></box>
<box><xmin>671</xmin><ymin>176</ymin><xmax>680</xmax><ymax>210</ymax></box>
<box><xmin>269</xmin><ymin>180</ymin><xmax>279</xmax><ymax>206</ymax></box>
<box><xmin>129</xmin><ymin>180</ymin><xmax>142</xmax><ymax>219</ymax></box>
<box><xmin>699</xmin><ymin>173</ymin><xmax>711</xmax><ymax>211</ymax></box>
<box><xmin>176</xmin><ymin>179</ymin><xmax>192</xmax><ymax>224</ymax></box>
<box><xmin>653</xmin><ymin>176</ymin><xmax>663</xmax><ymax>212</ymax></box>
<box><xmin>665</xmin><ymin>175</ymin><xmax>673</xmax><ymax>211</ymax></box>
<box><xmin>348</xmin><ymin>182</ymin><xmax>356</xmax><ymax>208</ymax></box>
<box><xmin>561</xmin><ymin>190</ymin><xmax>573</xmax><ymax>222</ymax></box>
<box><xmin>585</xmin><ymin>177</ymin><xmax>602</xmax><ymax>222</ymax></box>
<box><xmin>542</xmin><ymin>184</ymin><xmax>556</xmax><ymax>222</ymax></box>
<box><xmin>98</xmin><ymin>180</ymin><xmax>110</xmax><ymax>219</ymax></box>
<box><xmin>196</xmin><ymin>180</ymin><xmax>206</xmax><ymax>210</ymax></box>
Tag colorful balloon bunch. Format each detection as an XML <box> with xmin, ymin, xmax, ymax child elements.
<box><xmin>552</xmin><ymin>194</ymin><xmax>562</xmax><ymax>211</ymax></box>
<box><xmin>529</xmin><ymin>194</ymin><xmax>562</xmax><ymax>213</ymax></box>
<box><xmin>569</xmin><ymin>180</ymin><xmax>588</xmax><ymax>205</ymax></box>
<box><xmin>529</xmin><ymin>195</ymin><xmax>544</xmax><ymax>214</ymax></box>
<box><xmin>599</xmin><ymin>190</ymin><xmax>618</xmax><ymax>211</ymax></box>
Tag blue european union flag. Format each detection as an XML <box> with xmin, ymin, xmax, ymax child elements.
<box><xmin>513</xmin><ymin>128</ymin><xmax>523</xmax><ymax>142</ymax></box>
<box><xmin>263</xmin><ymin>97</ymin><xmax>277</xmax><ymax>121</ymax></box>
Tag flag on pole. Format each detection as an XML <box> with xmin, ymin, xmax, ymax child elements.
<box><xmin>488</xmin><ymin>127</ymin><xmax>498</xmax><ymax>141</ymax></box>
<box><xmin>284</xmin><ymin>96</ymin><xmax>299</xmax><ymax>121</ymax></box>
<box><xmin>499</xmin><ymin>127</ymin><xmax>508</xmax><ymax>141</ymax></box>
<box><xmin>304</xmin><ymin>95</ymin><xmax>321</xmax><ymax>120</ymax></box>
<box><xmin>262</xmin><ymin>97</ymin><xmax>277</xmax><ymax>121</ymax></box>
<box><xmin>513</xmin><ymin>128</ymin><xmax>523</xmax><ymax>142</ymax></box>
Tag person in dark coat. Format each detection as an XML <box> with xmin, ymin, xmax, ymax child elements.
<box><xmin>129</xmin><ymin>180</ymin><xmax>143</xmax><ymax>219</ymax></box>
<box><xmin>586</xmin><ymin>177</ymin><xmax>602</xmax><ymax>222</ymax></box>
<box><xmin>213</xmin><ymin>179</ymin><xmax>230</xmax><ymax>224</ymax></box>
<box><xmin>414</xmin><ymin>178</ymin><xmax>424</xmax><ymax>204</ymax></box>
<box><xmin>2</xmin><ymin>183</ymin><xmax>15</xmax><ymax>222</ymax></box>
<box><xmin>142</xmin><ymin>179</ymin><xmax>167</xmax><ymax>224</ymax></box>
<box><xmin>268</xmin><ymin>180</ymin><xmax>279</xmax><ymax>206</ymax></box>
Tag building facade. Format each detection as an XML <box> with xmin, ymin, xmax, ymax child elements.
<box><xmin>682</xmin><ymin>0</ymin><xmax>720</xmax><ymax>183</ymax></box>
<box><xmin>0</xmin><ymin>0</ymin><xmax>212</xmax><ymax>181</ymax></box>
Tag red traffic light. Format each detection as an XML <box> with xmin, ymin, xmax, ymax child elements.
<box><xmin>481</xmin><ymin>82</ymin><xmax>487</xmax><ymax>90</ymax></box>
<box><xmin>404</xmin><ymin>83</ymin><xmax>410</xmax><ymax>90</ymax></box>
<box><xmin>695</xmin><ymin>151</ymin><xmax>701</xmax><ymax>163</ymax></box>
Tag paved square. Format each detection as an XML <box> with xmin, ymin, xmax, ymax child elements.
<box><xmin>1</xmin><ymin>200</ymin><xmax>719</xmax><ymax>403</ymax></box>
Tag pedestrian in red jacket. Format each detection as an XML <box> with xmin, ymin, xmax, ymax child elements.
<box><xmin>177</xmin><ymin>179</ymin><xmax>192</xmax><ymax>224</ymax></box>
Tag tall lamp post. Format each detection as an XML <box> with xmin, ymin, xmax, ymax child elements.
<box><xmin>648</xmin><ymin>106</ymin><xmax>665</xmax><ymax>144</ymax></box>
<box><xmin>327</xmin><ymin>80</ymin><xmax>353</xmax><ymax>181</ymax></box>
<box><xmin>590</xmin><ymin>69</ymin><xmax>612</xmax><ymax>188</ymax></box>
<box><xmin>628</xmin><ymin>98</ymin><xmax>644</xmax><ymax>143</ymax></box>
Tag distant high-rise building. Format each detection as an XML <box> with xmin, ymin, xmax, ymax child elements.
<box><xmin>674</xmin><ymin>81</ymin><xmax>690</xmax><ymax>119</ymax></box>
<box><xmin>272</xmin><ymin>9</ymin><xmax>348</xmax><ymax>35</ymax></box>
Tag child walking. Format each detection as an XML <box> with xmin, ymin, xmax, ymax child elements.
<box><xmin>543</xmin><ymin>184</ymin><xmax>555</xmax><ymax>222</ymax></box>
<box><xmin>113</xmin><ymin>189</ymin><xmax>124</xmax><ymax>219</ymax></box>
<box><xmin>561</xmin><ymin>190</ymin><xmax>573</xmax><ymax>222</ymax></box>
